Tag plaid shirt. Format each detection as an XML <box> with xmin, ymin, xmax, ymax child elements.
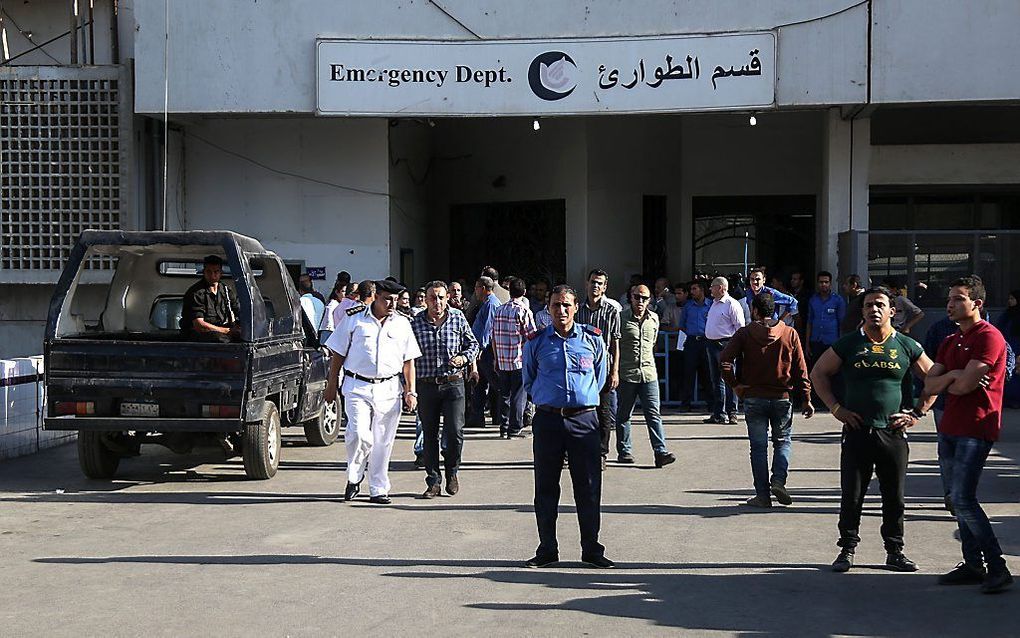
<box><xmin>490</xmin><ymin>298</ymin><xmax>538</xmax><ymax>371</ymax></box>
<box><xmin>410</xmin><ymin>308</ymin><xmax>479</xmax><ymax>379</ymax></box>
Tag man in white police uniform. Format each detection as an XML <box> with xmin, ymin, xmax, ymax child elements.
<box><xmin>325</xmin><ymin>279</ymin><xmax>422</xmax><ymax>504</ymax></box>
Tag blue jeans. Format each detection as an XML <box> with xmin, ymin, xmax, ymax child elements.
<box><xmin>707</xmin><ymin>339</ymin><xmax>737</xmax><ymax>418</ymax></box>
<box><xmin>938</xmin><ymin>433</ymin><xmax>1005</xmax><ymax>569</ymax></box>
<box><xmin>743</xmin><ymin>397</ymin><xmax>793</xmax><ymax>499</ymax></box>
<box><xmin>616</xmin><ymin>380</ymin><xmax>668</xmax><ymax>455</ymax></box>
<box><xmin>497</xmin><ymin>368</ymin><xmax>527</xmax><ymax>435</ymax></box>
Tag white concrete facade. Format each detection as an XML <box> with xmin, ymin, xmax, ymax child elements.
<box><xmin>2</xmin><ymin>1</ymin><xmax>1020</xmax><ymax>357</ymax></box>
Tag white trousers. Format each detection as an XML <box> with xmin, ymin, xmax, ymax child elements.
<box><xmin>343</xmin><ymin>376</ymin><xmax>402</xmax><ymax>496</ymax></box>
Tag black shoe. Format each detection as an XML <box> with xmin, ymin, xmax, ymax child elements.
<box><xmin>445</xmin><ymin>473</ymin><xmax>460</xmax><ymax>496</ymax></box>
<box><xmin>744</xmin><ymin>495</ymin><xmax>772</xmax><ymax>508</ymax></box>
<box><xmin>832</xmin><ymin>550</ymin><xmax>854</xmax><ymax>572</ymax></box>
<box><xmin>886</xmin><ymin>552</ymin><xmax>919</xmax><ymax>572</ymax></box>
<box><xmin>369</xmin><ymin>495</ymin><xmax>391</xmax><ymax>505</ymax></box>
<box><xmin>525</xmin><ymin>554</ymin><xmax>559</xmax><ymax>568</ymax></box>
<box><xmin>421</xmin><ymin>484</ymin><xmax>441</xmax><ymax>499</ymax></box>
<box><xmin>601</xmin><ymin>456</ymin><xmax>607</xmax><ymax>472</ymax></box>
<box><xmin>703</xmin><ymin>415</ymin><xmax>727</xmax><ymax>424</ymax></box>
<box><xmin>343</xmin><ymin>480</ymin><xmax>362</xmax><ymax>501</ymax></box>
<box><xmin>770</xmin><ymin>482</ymin><xmax>793</xmax><ymax>505</ymax></box>
<box><xmin>944</xmin><ymin>494</ymin><xmax>956</xmax><ymax>516</ymax></box>
<box><xmin>938</xmin><ymin>562</ymin><xmax>986</xmax><ymax>585</ymax></box>
<box><xmin>413</xmin><ymin>453</ymin><xmax>425</xmax><ymax>469</ymax></box>
<box><xmin>727</xmin><ymin>413</ymin><xmax>739</xmax><ymax>425</ymax></box>
<box><xmin>617</xmin><ymin>453</ymin><xmax>635</xmax><ymax>464</ymax></box>
<box><xmin>508</xmin><ymin>430</ymin><xmax>529</xmax><ymax>439</ymax></box>
<box><xmin>654</xmin><ymin>452</ymin><xmax>676</xmax><ymax>468</ymax></box>
<box><xmin>582</xmin><ymin>555</ymin><xmax>615</xmax><ymax>569</ymax></box>
<box><xmin>499</xmin><ymin>429</ymin><xmax>508</xmax><ymax>439</ymax></box>
<box><xmin>982</xmin><ymin>566</ymin><xmax>1014</xmax><ymax>594</ymax></box>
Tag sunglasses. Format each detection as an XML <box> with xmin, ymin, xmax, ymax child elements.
<box><xmin>631</xmin><ymin>295</ymin><xmax>651</xmax><ymax>301</ymax></box>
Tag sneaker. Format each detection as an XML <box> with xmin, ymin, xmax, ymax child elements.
<box><xmin>727</xmin><ymin>413</ymin><xmax>739</xmax><ymax>424</ymax></box>
<box><xmin>616</xmin><ymin>453</ymin><xmax>635</xmax><ymax>464</ymax></box>
<box><xmin>886</xmin><ymin>552</ymin><xmax>919</xmax><ymax>572</ymax></box>
<box><xmin>770</xmin><ymin>482</ymin><xmax>793</xmax><ymax>505</ymax></box>
<box><xmin>703</xmin><ymin>415</ymin><xmax>728</xmax><ymax>424</ymax></box>
<box><xmin>982</xmin><ymin>566</ymin><xmax>1014</xmax><ymax>594</ymax></box>
<box><xmin>654</xmin><ymin>452</ymin><xmax>676</xmax><ymax>468</ymax></box>
<box><xmin>744</xmin><ymin>495</ymin><xmax>772</xmax><ymax>508</ymax></box>
<box><xmin>938</xmin><ymin>562</ymin><xmax>986</xmax><ymax>586</ymax></box>
<box><xmin>832</xmin><ymin>550</ymin><xmax>854</xmax><ymax>572</ymax></box>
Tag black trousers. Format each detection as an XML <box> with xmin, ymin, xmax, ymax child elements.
<box><xmin>418</xmin><ymin>380</ymin><xmax>466</xmax><ymax>487</ymax></box>
<box><xmin>532</xmin><ymin>409</ymin><xmax>604</xmax><ymax>559</ymax></box>
<box><xmin>838</xmin><ymin>426</ymin><xmax>909</xmax><ymax>553</ymax></box>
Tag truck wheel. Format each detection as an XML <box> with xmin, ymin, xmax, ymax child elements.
<box><xmin>243</xmin><ymin>402</ymin><xmax>281</xmax><ymax>479</ymax></box>
<box><xmin>78</xmin><ymin>431</ymin><xmax>120</xmax><ymax>479</ymax></box>
<box><xmin>303</xmin><ymin>397</ymin><xmax>340</xmax><ymax>447</ymax></box>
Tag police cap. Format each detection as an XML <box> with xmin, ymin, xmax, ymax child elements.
<box><xmin>375</xmin><ymin>279</ymin><xmax>406</xmax><ymax>295</ymax></box>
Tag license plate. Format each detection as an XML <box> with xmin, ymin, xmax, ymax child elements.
<box><xmin>120</xmin><ymin>402</ymin><xmax>159</xmax><ymax>417</ymax></box>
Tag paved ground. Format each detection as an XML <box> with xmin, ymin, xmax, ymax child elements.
<box><xmin>1</xmin><ymin>410</ymin><xmax>1018</xmax><ymax>637</ymax></box>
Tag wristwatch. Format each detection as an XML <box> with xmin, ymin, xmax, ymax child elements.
<box><xmin>908</xmin><ymin>408</ymin><xmax>926</xmax><ymax>419</ymax></box>
<box><xmin>404</xmin><ymin>391</ymin><xmax>418</xmax><ymax>397</ymax></box>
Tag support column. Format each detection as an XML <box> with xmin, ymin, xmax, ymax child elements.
<box><xmin>820</xmin><ymin>108</ymin><xmax>870</xmax><ymax>283</ymax></box>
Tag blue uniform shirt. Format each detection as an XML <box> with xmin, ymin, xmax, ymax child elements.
<box><xmin>807</xmin><ymin>292</ymin><xmax>846</xmax><ymax>346</ymax></box>
<box><xmin>523</xmin><ymin>323</ymin><xmax>608</xmax><ymax>408</ymax></box>
<box><xmin>681</xmin><ymin>298</ymin><xmax>711</xmax><ymax>336</ymax></box>
<box><xmin>746</xmin><ymin>286</ymin><xmax>799</xmax><ymax>320</ymax></box>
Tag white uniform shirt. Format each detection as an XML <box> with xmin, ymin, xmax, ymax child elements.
<box><xmin>325</xmin><ymin>306</ymin><xmax>422</xmax><ymax>378</ymax></box>
<box><xmin>300</xmin><ymin>293</ymin><xmax>325</xmax><ymax>331</ymax></box>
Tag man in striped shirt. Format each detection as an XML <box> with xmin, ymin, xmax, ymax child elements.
<box><xmin>490</xmin><ymin>276</ymin><xmax>538</xmax><ymax>438</ymax></box>
<box><xmin>577</xmin><ymin>268</ymin><xmax>622</xmax><ymax>470</ymax></box>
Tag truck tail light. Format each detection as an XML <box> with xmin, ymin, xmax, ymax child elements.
<box><xmin>56</xmin><ymin>401</ymin><xmax>95</xmax><ymax>416</ymax></box>
<box><xmin>201</xmin><ymin>404</ymin><xmax>241</xmax><ymax>418</ymax></box>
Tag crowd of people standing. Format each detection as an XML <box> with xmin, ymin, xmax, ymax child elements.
<box><xmin>307</xmin><ymin>264</ymin><xmax>1013</xmax><ymax>592</ymax></box>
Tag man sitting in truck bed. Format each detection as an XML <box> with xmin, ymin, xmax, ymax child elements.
<box><xmin>182</xmin><ymin>255</ymin><xmax>241</xmax><ymax>342</ymax></box>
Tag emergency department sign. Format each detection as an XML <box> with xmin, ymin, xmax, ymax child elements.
<box><xmin>316</xmin><ymin>33</ymin><xmax>776</xmax><ymax>116</ymax></box>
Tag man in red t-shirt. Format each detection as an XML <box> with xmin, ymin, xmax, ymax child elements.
<box><xmin>923</xmin><ymin>276</ymin><xmax>1012</xmax><ymax>594</ymax></box>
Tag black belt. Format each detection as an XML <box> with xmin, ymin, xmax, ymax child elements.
<box><xmin>688</xmin><ymin>335</ymin><xmax>705</xmax><ymax>341</ymax></box>
<box><xmin>418</xmin><ymin>374</ymin><xmax>463</xmax><ymax>384</ymax></box>
<box><xmin>708</xmin><ymin>337</ymin><xmax>731</xmax><ymax>344</ymax></box>
<box><xmin>536</xmin><ymin>404</ymin><xmax>597</xmax><ymax>417</ymax></box>
<box><xmin>344</xmin><ymin>370</ymin><xmax>398</xmax><ymax>384</ymax></box>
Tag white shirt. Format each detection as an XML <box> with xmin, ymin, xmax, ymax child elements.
<box><xmin>320</xmin><ymin>299</ymin><xmax>341</xmax><ymax>332</ymax></box>
<box><xmin>706</xmin><ymin>293</ymin><xmax>747</xmax><ymax>340</ymax></box>
<box><xmin>325</xmin><ymin>306</ymin><xmax>422</xmax><ymax>378</ymax></box>
<box><xmin>300</xmin><ymin>293</ymin><xmax>325</xmax><ymax>331</ymax></box>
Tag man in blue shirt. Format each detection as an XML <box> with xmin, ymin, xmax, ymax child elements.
<box><xmin>468</xmin><ymin>276</ymin><xmax>502</xmax><ymax>427</ymax></box>
<box><xmin>679</xmin><ymin>280</ymin><xmax>713</xmax><ymax>412</ymax></box>
<box><xmin>747</xmin><ymin>268</ymin><xmax>799</xmax><ymax>322</ymax></box>
<box><xmin>806</xmin><ymin>271</ymin><xmax>847</xmax><ymax>362</ymax></box>
<box><xmin>522</xmin><ymin>284</ymin><xmax>612</xmax><ymax>569</ymax></box>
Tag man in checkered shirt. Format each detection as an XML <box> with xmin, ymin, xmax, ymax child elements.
<box><xmin>411</xmin><ymin>281</ymin><xmax>480</xmax><ymax>498</ymax></box>
<box><xmin>490</xmin><ymin>276</ymin><xmax>539</xmax><ymax>438</ymax></box>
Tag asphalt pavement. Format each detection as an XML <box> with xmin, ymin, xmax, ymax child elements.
<box><xmin>1</xmin><ymin>410</ymin><xmax>1018</xmax><ymax>637</ymax></box>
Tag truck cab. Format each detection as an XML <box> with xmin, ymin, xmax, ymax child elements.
<box><xmin>44</xmin><ymin>230</ymin><xmax>340</xmax><ymax>479</ymax></box>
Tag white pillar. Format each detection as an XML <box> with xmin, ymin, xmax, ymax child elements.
<box><xmin>820</xmin><ymin>108</ymin><xmax>870</xmax><ymax>282</ymax></box>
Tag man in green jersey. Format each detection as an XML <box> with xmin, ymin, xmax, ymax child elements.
<box><xmin>811</xmin><ymin>287</ymin><xmax>937</xmax><ymax>573</ymax></box>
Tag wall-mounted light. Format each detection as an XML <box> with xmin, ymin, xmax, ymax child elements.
<box><xmin>533</xmin><ymin>118</ymin><xmax>541</xmax><ymax>132</ymax></box>
<box><xmin>749</xmin><ymin>114</ymin><xmax>758</xmax><ymax>127</ymax></box>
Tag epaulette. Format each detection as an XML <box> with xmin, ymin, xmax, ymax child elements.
<box><xmin>582</xmin><ymin>324</ymin><xmax>602</xmax><ymax>337</ymax></box>
<box><xmin>346</xmin><ymin>304</ymin><xmax>366</xmax><ymax>316</ymax></box>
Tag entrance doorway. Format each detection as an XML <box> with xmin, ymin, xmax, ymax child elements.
<box><xmin>693</xmin><ymin>195</ymin><xmax>816</xmax><ymax>278</ymax></box>
<box><xmin>449</xmin><ymin>199</ymin><xmax>566</xmax><ymax>284</ymax></box>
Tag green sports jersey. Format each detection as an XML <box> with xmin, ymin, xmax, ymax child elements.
<box><xmin>831</xmin><ymin>329</ymin><xmax>923</xmax><ymax>429</ymax></box>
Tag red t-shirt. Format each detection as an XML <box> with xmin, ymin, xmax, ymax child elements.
<box><xmin>935</xmin><ymin>320</ymin><xmax>1007</xmax><ymax>441</ymax></box>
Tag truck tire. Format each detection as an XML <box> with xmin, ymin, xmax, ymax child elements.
<box><xmin>243</xmin><ymin>402</ymin><xmax>281</xmax><ymax>479</ymax></box>
<box><xmin>78</xmin><ymin>431</ymin><xmax>120</xmax><ymax>479</ymax></box>
<box><xmin>303</xmin><ymin>397</ymin><xmax>340</xmax><ymax>447</ymax></box>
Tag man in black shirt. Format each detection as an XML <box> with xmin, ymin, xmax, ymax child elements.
<box><xmin>182</xmin><ymin>255</ymin><xmax>241</xmax><ymax>342</ymax></box>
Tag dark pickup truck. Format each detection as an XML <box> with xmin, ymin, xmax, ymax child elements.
<box><xmin>43</xmin><ymin>230</ymin><xmax>340</xmax><ymax>479</ymax></box>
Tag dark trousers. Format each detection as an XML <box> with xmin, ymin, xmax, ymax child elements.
<box><xmin>707</xmin><ymin>338</ymin><xmax>736</xmax><ymax>417</ymax></box>
<box><xmin>469</xmin><ymin>351</ymin><xmax>502</xmax><ymax>426</ymax></box>
<box><xmin>838</xmin><ymin>427</ymin><xmax>909</xmax><ymax>553</ymax></box>
<box><xmin>497</xmin><ymin>368</ymin><xmax>527</xmax><ymax>435</ymax></box>
<box><xmin>418</xmin><ymin>380</ymin><xmax>466</xmax><ymax>487</ymax></box>
<box><xmin>939</xmin><ymin>433</ymin><xmax>1005</xmax><ymax>569</ymax></box>
<box><xmin>532</xmin><ymin>409</ymin><xmax>604</xmax><ymax>560</ymax></box>
<box><xmin>596</xmin><ymin>388</ymin><xmax>618</xmax><ymax>457</ymax></box>
<box><xmin>807</xmin><ymin>341</ymin><xmax>838</xmax><ymax>410</ymax></box>
<box><xmin>682</xmin><ymin>337</ymin><xmax>713</xmax><ymax>408</ymax></box>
